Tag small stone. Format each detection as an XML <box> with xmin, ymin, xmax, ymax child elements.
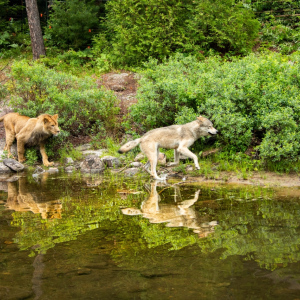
<box><xmin>47</xmin><ymin>167</ymin><xmax>59</xmax><ymax>174</ymax></box>
<box><xmin>33</xmin><ymin>166</ymin><xmax>45</xmax><ymax>174</ymax></box>
<box><xmin>130</xmin><ymin>162</ymin><xmax>143</xmax><ymax>168</ymax></box>
<box><xmin>82</xmin><ymin>149</ymin><xmax>107</xmax><ymax>157</ymax></box>
<box><xmin>76</xmin><ymin>144</ymin><xmax>92</xmax><ymax>151</ymax></box>
<box><xmin>63</xmin><ymin>157</ymin><xmax>74</xmax><ymax>164</ymax></box>
<box><xmin>65</xmin><ymin>166</ymin><xmax>75</xmax><ymax>172</ymax></box>
<box><xmin>124</xmin><ymin>167</ymin><xmax>140</xmax><ymax>177</ymax></box>
<box><xmin>101</xmin><ymin>156</ymin><xmax>121</xmax><ymax>168</ymax></box>
<box><xmin>134</xmin><ymin>153</ymin><xmax>145</xmax><ymax>162</ymax></box>
<box><xmin>3</xmin><ymin>158</ymin><xmax>24</xmax><ymax>172</ymax></box>
<box><xmin>185</xmin><ymin>165</ymin><xmax>194</xmax><ymax>172</ymax></box>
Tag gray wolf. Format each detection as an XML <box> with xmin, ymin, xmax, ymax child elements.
<box><xmin>0</xmin><ymin>113</ymin><xmax>60</xmax><ymax>166</ymax></box>
<box><xmin>118</xmin><ymin>116</ymin><xmax>218</xmax><ymax>180</ymax></box>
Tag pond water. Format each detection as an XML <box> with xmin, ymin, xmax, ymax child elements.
<box><xmin>0</xmin><ymin>171</ymin><xmax>300</xmax><ymax>300</ymax></box>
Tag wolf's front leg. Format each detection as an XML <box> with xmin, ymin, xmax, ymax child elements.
<box><xmin>16</xmin><ymin>140</ymin><xmax>26</xmax><ymax>163</ymax></box>
<box><xmin>40</xmin><ymin>143</ymin><xmax>53</xmax><ymax>167</ymax></box>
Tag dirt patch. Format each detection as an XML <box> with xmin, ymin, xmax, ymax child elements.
<box><xmin>96</xmin><ymin>71</ymin><xmax>138</xmax><ymax>117</ymax></box>
<box><xmin>187</xmin><ymin>171</ymin><xmax>300</xmax><ymax>188</ymax></box>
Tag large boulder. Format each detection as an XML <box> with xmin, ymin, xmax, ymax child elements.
<box><xmin>80</xmin><ymin>155</ymin><xmax>105</xmax><ymax>173</ymax></box>
<box><xmin>3</xmin><ymin>158</ymin><xmax>25</xmax><ymax>172</ymax></box>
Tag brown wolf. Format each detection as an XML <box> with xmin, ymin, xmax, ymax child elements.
<box><xmin>118</xmin><ymin>116</ymin><xmax>218</xmax><ymax>180</ymax></box>
<box><xmin>0</xmin><ymin>113</ymin><xmax>60</xmax><ymax>166</ymax></box>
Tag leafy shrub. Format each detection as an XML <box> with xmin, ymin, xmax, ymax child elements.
<box><xmin>130</xmin><ymin>52</ymin><xmax>300</xmax><ymax>161</ymax></box>
<box><xmin>45</xmin><ymin>0</ymin><xmax>99</xmax><ymax>49</ymax></box>
<box><xmin>101</xmin><ymin>0</ymin><xmax>259</xmax><ymax>67</ymax></box>
<box><xmin>6</xmin><ymin>60</ymin><xmax>120</xmax><ymax>136</ymax></box>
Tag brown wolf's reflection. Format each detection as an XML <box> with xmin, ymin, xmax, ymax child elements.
<box><xmin>122</xmin><ymin>182</ymin><xmax>217</xmax><ymax>238</ymax></box>
<box><xmin>5</xmin><ymin>176</ymin><xmax>62</xmax><ymax>219</ymax></box>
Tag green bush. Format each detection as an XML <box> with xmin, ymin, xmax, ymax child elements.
<box><xmin>6</xmin><ymin>60</ymin><xmax>120</xmax><ymax>136</ymax></box>
<box><xmin>130</xmin><ymin>52</ymin><xmax>300</xmax><ymax>161</ymax></box>
<box><xmin>45</xmin><ymin>0</ymin><xmax>99</xmax><ymax>49</ymax></box>
<box><xmin>100</xmin><ymin>0</ymin><xmax>259</xmax><ymax>67</ymax></box>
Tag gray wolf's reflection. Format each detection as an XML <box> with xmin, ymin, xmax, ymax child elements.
<box><xmin>122</xmin><ymin>181</ymin><xmax>217</xmax><ymax>238</ymax></box>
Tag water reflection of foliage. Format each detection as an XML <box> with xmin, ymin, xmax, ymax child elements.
<box><xmin>8</xmin><ymin>179</ymin><xmax>300</xmax><ymax>270</ymax></box>
<box><xmin>199</xmin><ymin>198</ymin><xmax>300</xmax><ymax>270</ymax></box>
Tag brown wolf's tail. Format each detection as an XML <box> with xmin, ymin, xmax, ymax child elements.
<box><xmin>118</xmin><ymin>138</ymin><xmax>141</xmax><ymax>154</ymax></box>
<box><xmin>0</xmin><ymin>115</ymin><xmax>5</xmax><ymax>122</ymax></box>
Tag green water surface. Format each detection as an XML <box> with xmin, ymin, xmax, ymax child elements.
<box><xmin>0</xmin><ymin>171</ymin><xmax>300</xmax><ymax>300</ymax></box>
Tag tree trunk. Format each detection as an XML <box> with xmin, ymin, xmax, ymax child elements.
<box><xmin>25</xmin><ymin>0</ymin><xmax>46</xmax><ymax>60</ymax></box>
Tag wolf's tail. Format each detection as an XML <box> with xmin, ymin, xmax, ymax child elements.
<box><xmin>118</xmin><ymin>138</ymin><xmax>141</xmax><ymax>154</ymax></box>
<box><xmin>0</xmin><ymin>115</ymin><xmax>5</xmax><ymax>122</ymax></box>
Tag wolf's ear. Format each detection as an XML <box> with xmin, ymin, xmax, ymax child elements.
<box><xmin>197</xmin><ymin>116</ymin><xmax>204</xmax><ymax>122</ymax></box>
<box><xmin>43</xmin><ymin>117</ymin><xmax>49</xmax><ymax>124</ymax></box>
<box><xmin>52</xmin><ymin>114</ymin><xmax>58</xmax><ymax>120</ymax></box>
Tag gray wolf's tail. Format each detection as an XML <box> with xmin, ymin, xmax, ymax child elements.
<box><xmin>118</xmin><ymin>138</ymin><xmax>141</xmax><ymax>154</ymax></box>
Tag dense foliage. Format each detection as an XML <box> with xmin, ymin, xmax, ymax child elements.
<box><xmin>45</xmin><ymin>0</ymin><xmax>99</xmax><ymax>49</ymax></box>
<box><xmin>101</xmin><ymin>0</ymin><xmax>259</xmax><ymax>66</ymax></box>
<box><xmin>6</xmin><ymin>60</ymin><xmax>119</xmax><ymax>136</ymax></box>
<box><xmin>130</xmin><ymin>52</ymin><xmax>300</xmax><ymax>162</ymax></box>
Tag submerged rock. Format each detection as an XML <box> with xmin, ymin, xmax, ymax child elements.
<box><xmin>2</xmin><ymin>158</ymin><xmax>24</xmax><ymax>172</ymax></box>
<box><xmin>80</xmin><ymin>155</ymin><xmax>105</xmax><ymax>173</ymax></box>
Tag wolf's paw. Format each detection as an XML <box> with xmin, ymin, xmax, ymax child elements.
<box><xmin>43</xmin><ymin>161</ymin><xmax>54</xmax><ymax>167</ymax></box>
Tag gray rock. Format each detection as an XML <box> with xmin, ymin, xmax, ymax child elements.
<box><xmin>82</xmin><ymin>149</ymin><xmax>107</xmax><ymax>157</ymax></box>
<box><xmin>33</xmin><ymin>166</ymin><xmax>45</xmax><ymax>175</ymax></box>
<box><xmin>47</xmin><ymin>167</ymin><xmax>59</xmax><ymax>174</ymax></box>
<box><xmin>101</xmin><ymin>156</ymin><xmax>121</xmax><ymax>168</ymax></box>
<box><xmin>76</xmin><ymin>144</ymin><xmax>92</xmax><ymax>151</ymax></box>
<box><xmin>0</xmin><ymin>163</ymin><xmax>13</xmax><ymax>174</ymax></box>
<box><xmin>185</xmin><ymin>165</ymin><xmax>194</xmax><ymax>172</ymax></box>
<box><xmin>65</xmin><ymin>166</ymin><xmax>75</xmax><ymax>172</ymax></box>
<box><xmin>130</xmin><ymin>162</ymin><xmax>143</xmax><ymax>168</ymax></box>
<box><xmin>64</xmin><ymin>157</ymin><xmax>74</xmax><ymax>164</ymax></box>
<box><xmin>3</xmin><ymin>158</ymin><xmax>24</xmax><ymax>172</ymax></box>
<box><xmin>124</xmin><ymin>167</ymin><xmax>140</xmax><ymax>177</ymax></box>
<box><xmin>134</xmin><ymin>153</ymin><xmax>145</xmax><ymax>162</ymax></box>
<box><xmin>80</xmin><ymin>155</ymin><xmax>105</xmax><ymax>173</ymax></box>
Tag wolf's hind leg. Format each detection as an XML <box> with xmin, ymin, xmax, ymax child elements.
<box><xmin>168</xmin><ymin>149</ymin><xmax>180</xmax><ymax>167</ymax></box>
<box><xmin>140</xmin><ymin>142</ymin><xmax>164</xmax><ymax>180</ymax></box>
<box><xmin>4</xmin><ymin>133</ymin><xmax>16</xmax><ymax>158</ymax></box>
